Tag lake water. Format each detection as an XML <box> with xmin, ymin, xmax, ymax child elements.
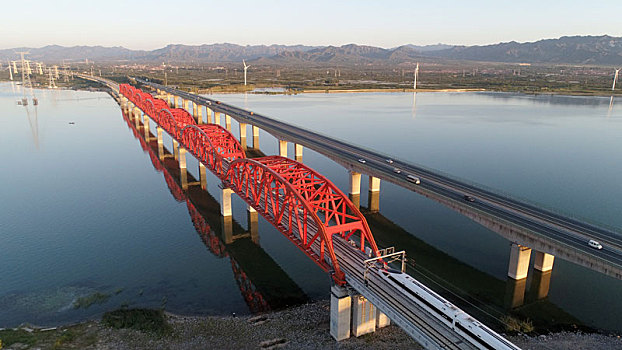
<box><xmin>1</xmin><ymin>82</ymin><xmax>621</xmax><ymax>332</ymax></box>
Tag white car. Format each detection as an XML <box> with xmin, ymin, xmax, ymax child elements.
<box><xmin>386</xmin><ymin>159</ymin><xmax>394</xmax><ymax>164</ymax></box>
<box><xmin>588</xmin><ymin>240</ymin><xmax>603</xmax><ymax>250</ymax></box>
<box><xmin>358</xmin><ymin>159</ymin><xmax>366</xmax><ymax>164</ymax></box>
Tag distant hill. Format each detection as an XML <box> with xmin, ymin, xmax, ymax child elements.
<box><xmin>1</xmin><ymin>36</ymin><xmax>620</xmax><ymax>66</ymax></box>
<box><xmin>0</xmin><ymin>44</ymin><xmax>319</xmax><ymax>63</ymax></box>
<box><xmin>428</xmin><ymin>35</ymin><xmax>622</xmax><ymax>65</ymax></box>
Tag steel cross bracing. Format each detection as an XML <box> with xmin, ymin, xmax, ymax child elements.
<box><xmin>119</xmin><ymin>83</ymin><xmax>380</xmax><ymax>285</ymax></box>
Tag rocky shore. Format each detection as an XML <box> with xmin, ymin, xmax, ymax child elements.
<box><xmin>2</xmin><ymin>300</ymin><xmax>621</xmax><ymax>349</ymax></box>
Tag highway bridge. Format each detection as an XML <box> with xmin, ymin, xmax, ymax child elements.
<box><xmin>134</xmin><ymin>78</ymin><xmax>622</xmax><ymax>284</ymax></box>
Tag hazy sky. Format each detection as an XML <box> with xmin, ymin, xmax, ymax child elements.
<box><xmin>2</xmin><ymin>0</ymin><xmax>622</xmax><ymax>50</ymax></box>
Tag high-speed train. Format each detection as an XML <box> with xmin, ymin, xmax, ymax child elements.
<box><xmin>377</xmin><ymin>268</ymin><xmax>521</xmax><ymax>350</ymax></box>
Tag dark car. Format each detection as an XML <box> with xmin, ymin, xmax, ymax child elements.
<box><xmin>464</xmin><ymin>195</ymin><xmax>475</xmax><ymax>202</ymax></box>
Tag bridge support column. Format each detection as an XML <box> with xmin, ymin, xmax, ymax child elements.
<box><xmin>172</xmin><ymin>140</ymin><xmax>180</xmax><ymax>161</ymax></box>
<box><xmin>157</xmin><ymin>126</ymin><xmax>164</xmax><ymax>160</ymax></box>
<box><xmin>278</xmin><ymin>139</ymin><xmax>288</xmax><ymax>157</ymax></box>
<box><xmin>376</xmin><ymin>310</ymin><xmax>390</xmax><ymax>328</ymax></box>
<box><xmin>193</xmin><ymin>104</ymin><xmax>200</xmax><ymax>123</ymax></box>
<box><xmin>534</xmin><ymin>251</ymin><xmax>554</xmax><ymax>272</ymax></box>
<box><xmin>220</xmin><ymin>186</ymin><xmax>233</xmax><ymax>217</ymax></box>
<box><xmin>368</xmin><ymin>177</ymin><xmax>380</xmax><ymax>212</ymax></box>
<box><xmin>349</xmin><ymin>171</ymin><xmax>362</xmax><ymax>208</ymax></box>
<box><xmin>134</xmin><ymin>108</ymin><xmax>141</xmax><ymax>128</ymax></box>
<box><xmin>294</xmin><ymin>143</ymin><xmax>303</xmax><ymax>162</ymax></box>
<box><xmin>508</xmin><ymin>243</ymin><xmax>531</xmax><ymax>280</ymax></box>
<box><xmin>183</xmin><ymin>99</ymin><xmax>191</xmax><ymax>112</ymax></box>
<box><xmin>225</xmin><ymin>114</ymin><xmax>231</xmax><ymax>132</ymax></box>
<box><xmin>351</xmin><ymin>294</ymin><xmax>377</xmax><ymax>337</ymax></box>
<box><xmin>174</xmin><ymin>95</ymin><xmax>180</xmax><ymax>108</ymax></box>
<box><xmin>179</xmin><ymin>147</ymin><xmax>188</xmax><ymax>190</ymax></box>
<box><xmin>214</xmin><ymin>112</ymin><xmax>221</xmax><ymax>125</ymax></box>
<box><xmin>247</xmin><ymin>205</ymin><xmax>259</xmax><ymax>244</ymax></box>
<box><xmin>206</xmin><ymin>108</ymin><xmax>213</xmax><ymax>124</ymax></box>
<box><xmin>330</xmin><ymin>285</ymin><xmax>351</xmax><ymax>341</ymax></box>
<box><xmin>199</xmin><ymin>163</ymin><xmax>207</xmax><ymax>190</ymax></box>
<box><xmin>143</xmin><ymin>115</ymin><xmax>150</xmax><ymax>139</ymax></box>
<box><xmin>252</xmin><ymin>125</ymin><xmax>260</xmax><ymax>149</ymax></box>
<box><xmin>239</xmin><ymin>123</ymin><xmax>248</xmax><ymax>150</ymax></box>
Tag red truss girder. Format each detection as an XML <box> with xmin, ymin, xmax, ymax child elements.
<box><xmin>119</xmin><ymin>84</ymin><xmax>381</xmax><ymax>285</ymax></box>
<box><xmin>181</xmin><ymin>124</ymin><xmax>246</xmax><ymax>179</ymax></box>
<box><xmin>225</xmin><ymin>157</ymin><xmax>346</xmax><ymax>282</ymax></box>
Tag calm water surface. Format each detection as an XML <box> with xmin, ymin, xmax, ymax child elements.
<box><xmin>1</xmin><ymin>83</ymin><xmax>621</xmax><ymax>332</ymax></box>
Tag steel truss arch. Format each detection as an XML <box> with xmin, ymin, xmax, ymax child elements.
<box><xmin>225</xmin><ymin>157</ymin><xmax>347</xmax><ymax>284</ymax></box>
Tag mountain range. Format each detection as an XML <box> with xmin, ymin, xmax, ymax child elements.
<box><xmin>1</xmin><ymin>35</ymin><xmax>621</xmax><ymax>66</ymax></box>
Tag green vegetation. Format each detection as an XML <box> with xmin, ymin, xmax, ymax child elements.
<box><xmin>502</xmin><ymin>316</ymin><xmax>535</xmax><ymax>333</ymax></box>
<box><xmin>0</xmin><ymin>329</ymin><xmax>38</xmax><ymax>347</ymax></box>
<box><xmin>102</xmin><ymin>308</ymin><xmax>172</xmax><ymax>335</ymax></box>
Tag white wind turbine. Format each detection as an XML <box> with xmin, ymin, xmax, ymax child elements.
<box><xmin>612</xmin><ymin>68</ymin><xmax>620</xmax><ymax>91</ymax></box>
<box><xmin>413</xmin><ymin>62</ymin><xmax>419</xmax><ymax>90</ymax></box>
<box><xmin>243</xmin><ymin>59</ymin><xmax>251</xmax><ymax>86</ymax></box>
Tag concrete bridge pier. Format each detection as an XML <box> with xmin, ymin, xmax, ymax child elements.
<box><xmin>351</xmin><ymin>294</ymin><xmax>378</xmax><ymax>337</ymax></box>
<box><xmin>239</xmin><ymin>123</ymin><xmax>248</xmax><ymax>150</ymax></box>
<box><xmin>295</xmin><ymin>144</ymin><xmax>303</xmax><ymax>162</ymax></box>
<box><xmin>184</xmin><ymin>99</ymin><xmax>191</xmax><ymax>113</ymax></box>
<box><xmin>330</xmin><ymin>285</ymin><xmax>352</xmax><ymax>341</ymax></box>
<box><xmin>349</xmin><ymin>171</ymin><xmax>362</xmax><ymax>208</ymax></box>
<box><xmin>220</xmin><ymin>186</ymin><xmax>233</xmax><ymax>217</ymax></box>
<box><xmin>206</xmin><ymin>108</ymin><xmax>213</xmax><ymax>124</ymax></box>
<box><xmin>194</xmin><ymin>104</ymin><xmax>203</xmax><ymax>124</ymax></box>
<box><xmin>225</xmin><ymin>114</ymin><xmax>232</xmax><ymax>132</ymax></box>
<box><xmin>214</xmin><ymin>112</ymin><xmax>221</xmax><ymax>125</ymax></box>
<box><xmin>278</xmin><ymin>139</ymin><xmax>288</xmax><ymax>157</ymax></box>
<box><xmin>505</xmin><ymin>244</ymin><xmax>556</xmax><ymax>308</ymax></box>
<box><xmin>179</xmin><ymin>147</ymin><xmax>188</xmax><ymax>190</ymax></box>
<box><xmin>368</xmin><ymin>177</ymin><xmax>381</xmax><ymax>212</ymax></box>
<box><xmin>507</xmin><ymin>243</ymin><xmax>531</xmax><ymax>280</ymax></box>
<box><xmin>143</xmin><ymin>115</ymin><xmax>150</xmax><ymax>139</ymax></box>
<box><xmin>172</xmin><ymin>140</ymin><xmax>180</xmax><ymax>161</ymax></box>
<box><xmin>199</xmin><ymin>163</ymin><xmax>207</xmax><ymax>190</ymax></box>
<box><xmin>220</xmin><ymin>186</ymin><xmax>234</xmax><ymax>244</ymax></box>
<box><xmin>330</xmin><ymin>285</ymin><xmax>391</xmax><ymax>341</ymax></box>
<box><xmin>174</xmin><ymin>95</ymin><xmax>180</xmax><ymax>108</ymax></box>
<box><xmin>157</xmin><ymin>126</ymin><xmax>164</xmax><ymax>160</ymax></box>
<box><xmin>133</xmin><ymin>108</ymin><xmax>141</xmax><ymax>129</ymax></box>
<box><xmin>252</xmin><ymin>125</ymin><xmax>260</xmax><ymax>149</ymax></box>
<box><xmin>247</xmin><ymin>205</ymin><xmax>259</xmax><ymax>244</ymax></box>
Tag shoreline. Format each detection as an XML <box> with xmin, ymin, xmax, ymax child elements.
<box><xmin>3</xmin><ymin>80</ymin><xmax>621</xmax><ymax>98</ymax></box>
<box><xmin>1</xmin><ymin>301</ymin><xmax>621</xmax><ymax>349</ymax></box>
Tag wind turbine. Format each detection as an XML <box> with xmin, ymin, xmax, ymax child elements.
<box><xmin>612</xmin><ymin>68</ymin><xmax>620</xmax><ymax>91</ymax></box>
<box><xmin>243</xmin><ymin>59</ymin><xmax>250</xmax><ymax>86</ymax></box>
<box><xmin>413</xmin><ymin>62</ymin><xmax>419</xmax><ymax>90</ymax></box>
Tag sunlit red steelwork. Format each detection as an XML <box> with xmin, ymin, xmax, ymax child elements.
<box><xmin>119</xmin><ymin>83</ymin><xmax>380</xmax><ymax>285</ymax></box>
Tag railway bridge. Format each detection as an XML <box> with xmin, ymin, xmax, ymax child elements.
<box><xmin>81</xmin><ymin>73</ymin><xmax>575</xmax><ymax>349</ymax></box>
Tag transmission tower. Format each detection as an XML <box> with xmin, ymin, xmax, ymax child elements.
<box><xmin>17</xmin><ymin>52</ymin><xmax>37</xmax><ymax>106</ymax></box>
<box><xmin>48</xmin><ymin>67</ymin><xmax>57</xmax><ymax>88</ymax></box>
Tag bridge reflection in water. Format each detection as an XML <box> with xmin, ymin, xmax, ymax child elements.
<box><xmin>121</xmin><ymin>109</ymin><xmax>308</xmax><ymax>313</ymax></box>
